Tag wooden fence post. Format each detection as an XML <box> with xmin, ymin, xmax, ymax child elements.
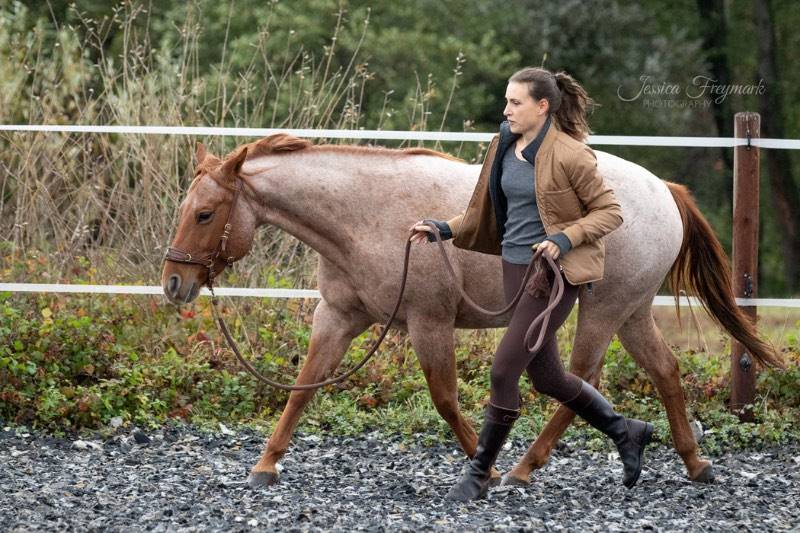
<box><xmin>731</xmin><ymin>112</ymin><xmax>760</xmax><ymax>422</ymax></box>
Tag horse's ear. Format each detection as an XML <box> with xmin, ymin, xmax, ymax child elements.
<box><xmin>221</xmin><ymin>147</ymin><xmax>248</xmax><ymax>178</ymax></box>
<box><xmin>195</xmin><ymin>142</ymin><xmax>207</xmax><ymax>165</ymax></box>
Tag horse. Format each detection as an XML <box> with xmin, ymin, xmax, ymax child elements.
<box><xmin>161</xmin><ymin>133</ymin><xmax>782</xmax><ymax>489</ymax></box>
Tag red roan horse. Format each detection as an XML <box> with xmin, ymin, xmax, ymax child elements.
<box><xmin>162</xmin><ymin>134</ymin><xmax>782</xmax><ymax>489</ymax></box>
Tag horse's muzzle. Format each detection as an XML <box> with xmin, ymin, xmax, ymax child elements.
<box><xmin>163</xmin><ymin>273</ymin><xmax>200</xmax><ymax>305</ymax></box>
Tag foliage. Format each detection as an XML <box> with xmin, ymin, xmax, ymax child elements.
<box><xmin>1</xmin><ymin>0</ymin><xmax>799</xmax><ymax>293</ymax></box>
<box><xmin>1</xmin><ymin>249</ymin><xmax>798</xmax><ymax>451</ymax></box>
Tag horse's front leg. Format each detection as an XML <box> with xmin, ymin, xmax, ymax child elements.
<box><xmin>406</xmin><ymin>317</ymin><xmax>503</xmax><ymax>481</ymax></box>
<box><xmin>248</xmin><ymin>299</ymin><xmax>371</xmax><ymax>488</ymax></box>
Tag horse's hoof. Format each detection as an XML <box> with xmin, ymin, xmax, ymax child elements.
<box><xmin>690</xmin><ymin>463</ymin><xmax>715</xmax><ymax>484</ymax></box>
<box><xmin>489</xmin><ymin>467</ymin><xmax>502</xmax><ymax>487</ymax></box>
<box><xmin>499</xmin><ymin>473</ymin><xmax>530</xmax><ymax>487</ymax></box>
<box><xmin>247</xmin><ymin>471</ymin><xmax>279</xmax><ymax>489</ymax></box>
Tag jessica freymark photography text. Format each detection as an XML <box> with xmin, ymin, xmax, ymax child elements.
<box><xmin>618</xmin><ymin>75</ymin><xmax>766</xmax><ymax>109</ymax></box>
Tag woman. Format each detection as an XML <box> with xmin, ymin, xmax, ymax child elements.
<box><xmin>409</xmin><ymin>67</ymin><xmax>654</xmax><ymax>502</ymax></box>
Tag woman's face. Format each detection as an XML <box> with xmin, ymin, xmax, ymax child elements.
<box><xmin>503</xmin><ymin>81</ymin><xmax>549</xmax><ymax>137</ymax></box>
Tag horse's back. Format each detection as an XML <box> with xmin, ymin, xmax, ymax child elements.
<box><xmin>397</xmin><ymin>151</ymin><xmax>684</xmax><ymax>327</ymax></box>
<box><xmin>592</xmin><ymin>150</ymin><xmax>684</xmax><ymax>295</ymax></box>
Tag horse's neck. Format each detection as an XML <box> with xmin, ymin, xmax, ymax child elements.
<box><xmin>242</xmin><ymin>150</ymin><xmax>421</xmax><ymax>265</ymax></box>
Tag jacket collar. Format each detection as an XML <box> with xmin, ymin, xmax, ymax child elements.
<box><xmin>498</xmin><ymin>115</ymin><xmax>555</xmax><ymax>165</ymax></box>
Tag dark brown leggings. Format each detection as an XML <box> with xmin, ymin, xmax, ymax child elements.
<box><xmin>490</xmin><ymin>258</ymin><xmax>583</xmax><ymax>409</ymax></box>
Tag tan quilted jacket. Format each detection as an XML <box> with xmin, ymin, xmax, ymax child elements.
<box><xmin>446</xmin><ymin>121</ymin><xmax>623</xmax><ymax>285</ymax></box>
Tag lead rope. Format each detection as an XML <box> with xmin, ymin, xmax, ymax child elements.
<box><xmin>211</xmin><ymin>222</ymin><xmax>564</xmax><ymax>391</ymax></box>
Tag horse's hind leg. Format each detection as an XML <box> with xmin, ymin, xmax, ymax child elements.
<box><xmin>504</xmin><ymin>315</ymin><xmax>614</xmax><ymax>484</ymax></box>
<box><xmin>616</xmin><ymin>306</ymin><xmax>714</xmax><ymax>482</ymax></box>
<box><xmin>248</xmin><ymin>299</ymin><xmax>372</xmax><ymax>488</ymax></box>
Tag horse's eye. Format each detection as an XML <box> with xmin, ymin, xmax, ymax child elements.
<box><xmin>197</xmin><ymin>211</ymin><xmax>214</xmax><ymax>224</ymax></box>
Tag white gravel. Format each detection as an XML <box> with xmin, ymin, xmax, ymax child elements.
<box><xmin>1</xmin><ymin>424</ymin><xmax>798</xmax><ymax>531</ymax></box>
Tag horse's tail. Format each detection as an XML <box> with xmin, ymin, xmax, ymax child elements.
<box><xmin>665</xmin><ymin>181</ymin><xmax>784</xmax><ymax>369</ymax></box>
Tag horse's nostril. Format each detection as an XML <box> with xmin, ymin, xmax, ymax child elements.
<box><xmin>168</xmin><ymin>274</ymin><xmax>181</xmax><ymax>295</ymax></box>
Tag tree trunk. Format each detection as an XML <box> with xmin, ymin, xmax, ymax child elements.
<box><xmin>754</xmin><ymin>0</ymin><xmax>800</xmax><ymax>293</ymax></box>
<box><xmin>696</xmin><ymin>0</ymin><xmax>734</xmax><ymax>192</ymax></box>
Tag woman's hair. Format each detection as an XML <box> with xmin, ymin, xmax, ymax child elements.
<box><xmin>508</xmin><ymin>67</ymin><xmax>597</xmax><ymax>141</ymax></box>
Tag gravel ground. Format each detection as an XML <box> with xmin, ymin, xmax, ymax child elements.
<box><xmin>1</xmin><ymin>424</ymin><xmax>798</xmax><ymax>532</ymax></box>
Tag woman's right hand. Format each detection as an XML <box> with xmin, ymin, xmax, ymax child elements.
<box><xmin>408</xmin><ymin>220</ymin><xmax>434</xmax><ymax>244</ymax></box>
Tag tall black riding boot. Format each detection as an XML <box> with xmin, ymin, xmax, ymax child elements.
<box><xmin>445</xmin><ymin>403</ymin><xmax>520</xmax><ymax>502</ymax></box>
<box><xmin>562</xmin><ymin>381</ymin><xmax>654</xmax><ymax>488</ymax></box>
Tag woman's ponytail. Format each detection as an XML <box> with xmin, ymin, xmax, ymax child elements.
<box><xmin>552</xmin><ymin>71</ymin><xmax>596</xmax><ymax>141</ymax></box>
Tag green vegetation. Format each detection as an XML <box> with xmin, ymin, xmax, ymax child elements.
<box><xmin>1</xmin><ymin>2</ymin><xmax>798</xmax><ymax>450</ymax></box>
<box><xmin>2</xmin><ymin>250</ymin><xmax>798</xmax><ymax>453</ymax></box>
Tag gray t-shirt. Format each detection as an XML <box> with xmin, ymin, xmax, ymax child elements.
<box><xmin>500</xmin><ymin>146</ymin><xmax>548</xmax><ymax>264</ymax></box>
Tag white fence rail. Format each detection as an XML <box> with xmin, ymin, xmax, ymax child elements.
<box><xmin>2</xmin><ymin>124</ymin><xmax>800</xmax><ymax>149</ymax></box>
<box><xmin>1</xmin><ymin>283</ymin><xmax>798</xmax><ymax>308</ymax></box>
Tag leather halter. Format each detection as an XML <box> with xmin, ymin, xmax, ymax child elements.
<box><xmin>163</xmin><ymin>176</ymin><xmax>243</xmax><ymax>289</ymax></box>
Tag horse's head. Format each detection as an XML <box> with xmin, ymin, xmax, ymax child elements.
<box><xmin>162</xmin><ymin>143</ymin><xmax>257</xmax><ymax>305</ymax></box>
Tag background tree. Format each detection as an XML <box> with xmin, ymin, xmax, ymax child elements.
<box><xmin>754</xmin><ymin>0</ymin><xmax>800</xmax><ymax>293</ymax></box>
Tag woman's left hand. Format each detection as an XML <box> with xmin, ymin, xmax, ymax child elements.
<box><xmin>533</xmin><ymin>240</ymin><xmax>560</xmax><ymax>261</ymax></box>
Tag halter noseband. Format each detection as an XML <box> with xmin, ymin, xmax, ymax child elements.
<box><xmin>164</xmin><ymin>176</ymin><xmax>243</xmax><ymax>290</ymax></box>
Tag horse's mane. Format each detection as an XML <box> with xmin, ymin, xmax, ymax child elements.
<box><xmin>224</xmin><ymin>133</ymin><xmax>464</xmax><ymax>163</ymax></box>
